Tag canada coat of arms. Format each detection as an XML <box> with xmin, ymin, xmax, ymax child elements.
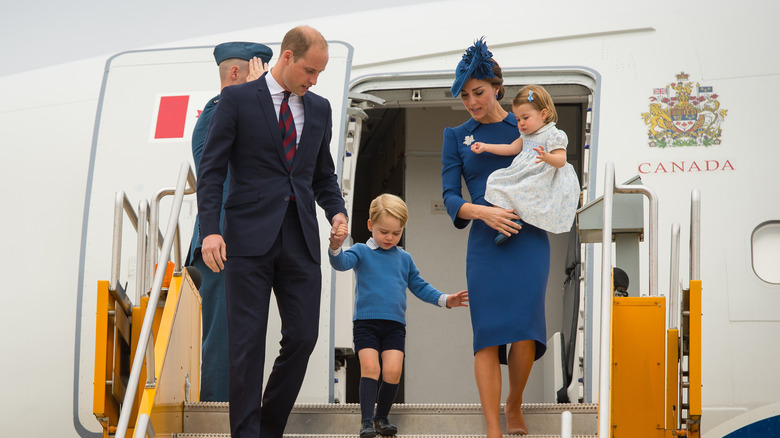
<box><xmin>641</xmin><ymin>72</ymin><xmax>727</xmax><ymax>147</ymax></box>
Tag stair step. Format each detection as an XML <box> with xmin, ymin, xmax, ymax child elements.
<box><xmin>183</xmin><ymin>402</ymin><xmax>597</xmax><ymax>436</ymax></box>
<box><xmin>176</xmin><ymin>435</ymin><xmax>597</xmax><ymax>438</ymax></box>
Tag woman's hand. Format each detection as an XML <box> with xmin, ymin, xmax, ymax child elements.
<box><xmin>477</xmin><ymin>204</ymin><xmax>522</xmax><ymax>236</ymax></box>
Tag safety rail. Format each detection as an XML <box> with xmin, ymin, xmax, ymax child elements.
<box><xmin>110</xmin><ymin>192</ymin><xmax>139</xmax><ymax>316</ymax></box>
<box><xmin>690</xmin><ymin>189</ymin><xmax>700</xmax><ymax>281</ymax></box>
<box><xmin>597</xmin><ymin>162</ymin><xmax>658</xmax><ymax>438</ymax></box>
<box><xmin>669</xmin><ymin>223</ymin><xmax>681</xmax><ymax>329</ymax></box>
<box><xmin>114</xmin><ymin>162</ymin><xmax>196</xmax><ymax>438</ymax></box>
<box><xmin>135</xmin><ymin>200</ymin><xmax>149</xmax><ymax>305</ymax></box>
<box><xmin>133</xmin><ymin>413</ymin><xmax>155</xmax><ymax>438</ymax></box>
<box><xmin>668</xmin><ymin>189</ymin><xmax>701</xmax><ymax>331</ymax></box>
<box><xmin>147</xmin><ymin>176</ymin><xmax>195</xmax><ymax>290</ymax></box>
<box><xmin>681</xmin><ymin>189</ymin><xmax>702</xmax><ymax>433</ymax></box>
<box><xmin>111</xmin><ymin>193</ymin><xmax>168</xmax><ymax>306</ymax></box>
<box><xmin>561</xmin><ymin>410</ymin><xmax>572</xmax><ymax>438</ymax></box>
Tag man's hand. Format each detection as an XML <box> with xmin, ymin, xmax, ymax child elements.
<box><xmin>247</xmin><ymin>56</ymin><xmax>269</xmax><ymax>82</ymax></box>
<box><xmin>330</xmin><ymin>213</ymin><xmax>348</xmax><ymax>238</ymax></box>
<box><xmin>201</xmin><ymin>234</ymin><xmax>227</xmax><ymax>273</ymax></box>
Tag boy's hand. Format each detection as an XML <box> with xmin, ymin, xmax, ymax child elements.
<box><xmin>471</xmin><ymin>142</ymin><xmax>487</xmax><ymax>154</ymax></box>
<box><xmin>447</xmin><ymin>290</ymin><xmax>469</xmax><ymax>308</ymax></box>
<box><xmin>329</xmin><ymin>224</ymin><xmax>349</xmax><ymax>250</ymax></box>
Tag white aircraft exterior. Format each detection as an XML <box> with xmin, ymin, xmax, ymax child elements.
<box><xmin>1</xmin><ymin>0</ymin><xmax>778</xmax><ymax>436</ymax></box>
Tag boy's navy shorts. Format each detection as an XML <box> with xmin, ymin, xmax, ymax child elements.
<box><xmin>353</xmin><ymin>319</ymin><xmax>406</xmax><ymax>353</ymax></box>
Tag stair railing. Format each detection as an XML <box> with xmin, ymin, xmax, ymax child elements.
<box><xmin>597</xmin><ymin>162</ymin><xmax>658</xmax><ymax>438</ymax></box>
<box><xmin>147</xmin><ymin>178</ymin><xmax>189</xmax><ymax>291</ymax></box>
<box><xmin>109</xmin><ymin>192</ymin><xmax>140</xmax><ymax>316</ymax></box>
<box><xmin>114</xmin><ymin>162</ymin><xmax>196</xmax><ymax>438</ymax></box>
<box><xmin>133</xmin><ymin>413</ymin><xmax>155</xmax><ymax>438</ymax></box>
<box><xmin>668</xmin><ymin>188</ymin><xmax>701</xmax><ymax>332</ymax></box>
<box><xmin>135</xmin><ymin>200</ymin><xmax>149</xmax><ymax>305</ymax></box>
<box><xmin>561</xmin><ymin>410</ymin><xmax>573</xmax><ymax>438</ymax></box>
<box><xmin>669</xmin><ymin>222</ymin><xmax>681</xmax><ymax>330</ymax></box>
<box><xmin>690</xmin><ymin>189</ymin><xmax>700</xmax><ymax>282</ymax></box>
<box><xmin>679</xmin><ymin>189</ymin><xmax>702</xmax><ymax>432</ymax></box>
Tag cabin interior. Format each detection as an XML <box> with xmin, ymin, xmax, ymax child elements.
<box><xmin>340</xmin><ymin>75</ymin><xmax>593</xmax><ymax>404</ymax></box>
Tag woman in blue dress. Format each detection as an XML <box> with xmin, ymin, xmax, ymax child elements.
<box><xmin>441</xmin><ymin>38</ymin><xmax>549</xmax><ymax>437</ymax></box>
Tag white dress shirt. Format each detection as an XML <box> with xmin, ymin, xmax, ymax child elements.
<box><xmin>266</xmin><ymin>72</ymin><xmax>304</xmax><ymax>146</ymax></box>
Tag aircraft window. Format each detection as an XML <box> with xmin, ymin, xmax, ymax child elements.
<box><xmin>752</xmin><ymin>221</ymin><xmax>780</xmax><ymax>284</ymax></box>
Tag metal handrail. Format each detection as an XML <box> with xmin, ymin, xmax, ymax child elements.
<box><xmin>136</xmin><ymin>200</ymin><xmax>149</xmax><ymax>305</ymax></box>
<box><xmin>669</xmin><ymin>223</ymin><xmax>681</xmax><ymax>329</ymax></box>
<box><xmin>597</xmin><ymin>162</ymin><xmax>659</xmax><ymax>438</ymax></box>
<box><xmin>147</xmin><ymin>166</ymin><xmax>196</xmax><ymax>290</ymax></box>
<box><xmin>111</xmin><ymin>192</ymin><xmax>138</xmax><ymax>289</ymax></box>
<box><xmin>133</xmin><ymin>413</ymin><xmax>155</xmax><ymax>438</ymax></box>
<box><xmin>690</xmin><ymin>189</ymin><xmax>701</xmax><ymax>281</ymax></box>
<box><xmin>114</xmin><ymin>162</ymin><xmax>196</xmax><ymax>438</ymax></box>
<box><xmin>561</xmin><ymin>410</ymin><xmax>573</xmax><ymax>438</ymax></box>
<box><xmin>110</xmin><ymin>192</ymin><xmax>139</xmax><ymax>316</ymax></box>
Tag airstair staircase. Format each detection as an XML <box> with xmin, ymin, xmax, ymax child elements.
<box><xmin>93</xmin><ymin>162</ymin><xmax>701</xmax><ymax>438</ymax></box>
<box><xmin>177</xmin><ymin>401</ymin><xmax>598</xmax><ymax>437</ymax></box>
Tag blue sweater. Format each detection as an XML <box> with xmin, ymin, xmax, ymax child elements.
<box><xmin>329</xmin><ymin>240</ymin><xmax>443</xmax><ymax>325</ymax></box>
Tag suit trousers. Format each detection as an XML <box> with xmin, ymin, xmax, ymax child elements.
<box><xmin>224</xmin><ymin>202</ymin><xmax>322</xmax><ymax>438</ymax></box>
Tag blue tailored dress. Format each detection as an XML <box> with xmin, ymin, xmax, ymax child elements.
<box><xmin>485</xmin><ymin>122</ymin><xmax>580</xmax><ymax>234</ymax></box>
<box><xmin>442</xmin><ymin>113</ymin><xmax>549</xmax><ymax>360</ymax></box>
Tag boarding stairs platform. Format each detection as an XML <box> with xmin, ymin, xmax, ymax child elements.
<box><xmin>94</xmin><ymin>163</ymin><xmax>701</xmax><ymax>438</ymax></box>
<box><xmin>177</xmin><ymin>401</ymin><xmax>598</xmax><ymax>437</ymax></box>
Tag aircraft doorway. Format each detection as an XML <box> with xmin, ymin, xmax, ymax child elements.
<box><xmin>343</xmin><ymin>74</ymin><xmax>593</xmax><ymax>405</ymax></box>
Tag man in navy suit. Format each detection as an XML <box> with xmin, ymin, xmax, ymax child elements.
<box><xmin>197</xmin><ymin>25</ymin><xmax>348</xmax><ymax>438</ymax></box>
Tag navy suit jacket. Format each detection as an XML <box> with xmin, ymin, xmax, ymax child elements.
<box><xmin>197</xmin><ymin>72</ymin><xmax>346</xmax><ymax>263</ymax></box>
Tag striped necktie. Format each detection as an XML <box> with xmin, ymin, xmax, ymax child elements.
<box><xmin>279</xmin><ymin>91</ymin><xmax>297</xmax><ymax>171</ymax></box>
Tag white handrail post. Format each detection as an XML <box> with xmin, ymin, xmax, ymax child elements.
<box><xmin>114</xmin><ymin>162</ymin><xmax>194</xmax><ymax>438</ymax></box>
<box><xmin>110</xmin><ymin>191</ymin><xmax>126</xmax><ymax>290</ymax></box>
<box><xmin>133</xmin><ymin>413</ymin><xmax>155</xmax><ymax>438</ymax></box>
<box><xmin>690</xmin><ymin>189</ymin><xmax>701</xmax><ymax>281</ymax></box>
<box><xmin>598</xmin><ymin>162</ymin><xmax>616</xmax><ymax>438</ymax></box>
<box><xmin>613</xmin><ymin>179</ymin><xmax>658</xmax><ymax>296</ymax></box>
<box><xmin>561</xmin><ymin>410</ymin><xmax>573</xmax><ymax>438</ymax></box>
<box><xmin>669</xmin><ymin>223</ymin><xmax>681</xmax><ymax>329</ymax></box>
<box><xmin>136</xmin><ymin>200</ymin><xmax>148</xmax><ymax>305</ymax></box>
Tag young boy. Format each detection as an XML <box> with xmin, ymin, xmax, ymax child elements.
<box><xmin>328</xmin><ymin>193</ymin><xmax>468</xmax><ymax>438</ymax></box>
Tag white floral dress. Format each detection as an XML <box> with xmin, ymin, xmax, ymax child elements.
<box><xmin>484</xmin><ymin>122</ymin><xmax>580</xmax><ymax>233</ymax></box>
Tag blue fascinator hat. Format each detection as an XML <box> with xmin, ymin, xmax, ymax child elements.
<box><xmin>451</xmin><ymin>37</ymin><xmax>496</xmax><ymax>97</ymax></box>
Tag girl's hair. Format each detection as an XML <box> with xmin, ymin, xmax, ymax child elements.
<box><xmin>485</xmin><ymin>58</ymin><xmax>506</xmax><ymax>101</ymax></box>
<box><xmin>369</xmin><ymin>193</ymin><xmax>409</xmax><ymax>228</ymax></box>
<box><xmin>513</xmin><ymin>84</ymin><xmax>557</xmax><ymax>123</ymax></box>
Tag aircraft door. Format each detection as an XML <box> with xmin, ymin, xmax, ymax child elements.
<box><xmin>77</xmin><ymin>42</ymin><xmax>356</xmax><ymax>430</ymax></box>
